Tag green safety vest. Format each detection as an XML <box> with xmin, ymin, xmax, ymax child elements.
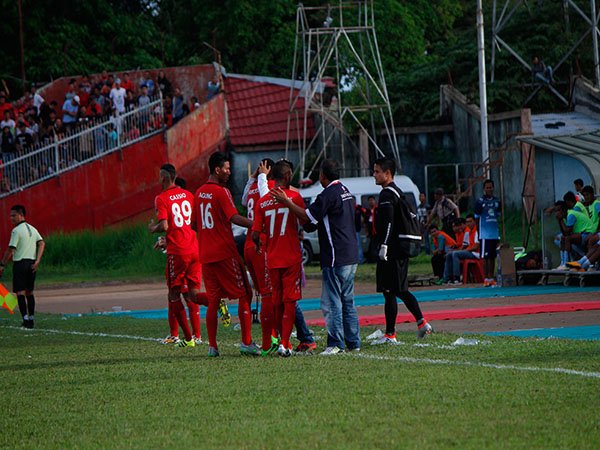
<box><xmin>567</xmin><ymin>208</ymin><xmax>595</xmax><ymax>234</ymax></box>
<box><xmin>586</xmin><ymin>199</ymin><xmax>600</xmax><ymax>231</ymax></box>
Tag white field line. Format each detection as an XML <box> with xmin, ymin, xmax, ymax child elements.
<box><xmin>2</xmin><ymin>326</ymin><xmax>599</xmax><ymax>379</ymax></box>
<box><xmin>351</xmin><ymin>353</ymin><xmax>600</xmax><ymax>379</ymax></box>
<box><xmin>0</xmin><ymin>325</ymin><xmax>161</xmax><ymax>342</ymax></box>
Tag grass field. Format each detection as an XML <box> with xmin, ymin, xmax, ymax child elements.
<box><xmin>1</xmin><ymin>314</ymin><xmax>599</xmax><ymax>449</ymax></box>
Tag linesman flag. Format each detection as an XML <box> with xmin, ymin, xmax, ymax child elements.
<box><xmin>0</xmin><ymin>282</ymin><xmax>17</xmax><ymax>314</ymax></box>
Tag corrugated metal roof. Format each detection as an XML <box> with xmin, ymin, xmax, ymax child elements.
<box><xmin>224</xmin><ymin>75</ymin><xmax>316</xmax><ymax>148</ymax></box>
<box><xmin>518</xmin><ymin>112</ymin><xmax>600</xmax><ymax>187</ymax></box>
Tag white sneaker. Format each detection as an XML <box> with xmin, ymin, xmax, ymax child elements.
<box><xmin>161</xmin><ymin>335</ymin><xmax>181</xmax><ymax>345</ymax></box>
<box><xmin>276</xmin><ymin>344</ymin><xmax>292</xmax><ymax>357</ymax></box>
<box><xmin>194</xmin><ymin>337</ymin><xmax>203</xmax><ymax>345</ymax></box>
<box><xmin>555</xmin><ymin>265</ymin><xmax>568</xmax><ymax>271</ymax></box>
<box><xmin>366</xmin><ymin>329</ymin><xmax>384</xmax><ymax>341</ymax></box>
<box><xmin>371</xmin><ymin>334</ymin><xmax>399</xmax><ymax>345</ymax></box>
<box><xmin>320</xmin><ymin>346</ymin><xmax>343</xmax><ymax>355</ymax></box>
<box><xmin>452</xmin><ymin>280</ymin><xmax>462</xmax><ymax>285</ymax></box>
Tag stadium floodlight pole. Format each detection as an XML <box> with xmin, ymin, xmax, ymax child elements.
<box><xmin>477</xmin><ymin>0</ymin><xmax>490</xmax><ymax>177</ymax></box>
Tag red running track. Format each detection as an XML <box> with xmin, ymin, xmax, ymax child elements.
<box><xmin>305</xmin><ymin>301</ymin><xmax>600</xmax><ymax>327</ymax></box>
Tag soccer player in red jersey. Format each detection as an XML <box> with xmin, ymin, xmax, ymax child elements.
<box><xmin>242</xmin><ymin>159</ymin><xmax>277</xmax><ymax>353</ymax></box>
<box><xmin>252</xmin><ymin>161</ymin><xmax>305</xmax><ymax>357</ymax></box>
<box><xmin>149</xmin><ymin>164</ymin><xmax>207</xmax><ymax>348</ymax></box>
<box><xmin>193</xmin><ymin>152</ymin><xmax>259</xmax><ymax>357</ymax></box>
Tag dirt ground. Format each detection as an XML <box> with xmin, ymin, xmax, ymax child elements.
<box><xmin>33</xmin><ymin>279</ymin><xmax>600</xmax><ymax>335</ymax></box>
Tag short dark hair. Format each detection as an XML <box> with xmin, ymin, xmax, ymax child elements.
<box><xmin>582</xmin><ymin>185</ymin><xmax>595</xmax><ymax>195</ymax></box>
<box><xmin>320</xmin><ymin>159</ymin><xmax>339</xmax><ymax>181</ymax></box>
<box><xmin>434</xmin><ymin>188</ymin><xmax>444</xmax><ymax>195</ymax></box>
<box><xmin>483</xmin><ymin>179</ymin><xmax>494</xmax><ymax>187</ymax></box>
<box><xmin>272</xmin><ymin>160</ymin><xmax>292</xmax><ymax>181</ymax></box>
<box><xmin>563</xmin><ymin>191</ymin><xmax>576</xmax><ymax>203</ymax></box>
<box><xmin>11</xmin><ymin>205</ymin><xmax>26</xmax><ymax>216</ymax></box>
<box><xmin>466</xmin><ymin>213</ymin><xmax>475</xmax><ymax>220</ymax></box>
<box><xmin>208</xmin><ymin>152</ymin><xmax>228</xmax><ymax>174</ymax></box>
<box><xmin>160</xmin><ymin>163</ymin><xmax>176</xmax><ymax>181</ymax></box>
<box><xmin>428</xmin><ymin>224</ymin><xmax>439</xmax><ymax>232</ymax></box>
<box><xmin>368</xmin><ymin>195</ymin><xmax>376</xmax><ymax>201</ymax></box>
<box><xmin>373</xmin><ymin>157</ymin><xmax>396</xmax><ymax>176</ymax></box>
<box><xmin>554</xmin><ymin>200</ymin><xmax>567</xmax><ymax>210</ymax></box>
<box><xmin>574</xmin><ymin>178</ymin><xmax>584</xmax><ymax>187</ymax></box>
<box><xmin>175</xmin><ymin>177</ymin><xmax>187</xmax><ymax>189</ymax></box>
<box><xmin>278</xmin><ymin>158</ymin><xmax>293</xmax><ymax>171</ymax></box>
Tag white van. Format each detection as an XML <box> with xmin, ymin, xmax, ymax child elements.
<box><xmin>299</xmin><ymin>175</ymin><xmax>420</xmax><ymax>264</ymax></box>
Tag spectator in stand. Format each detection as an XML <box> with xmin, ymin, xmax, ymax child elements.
<box><xmin>157</xmin><ymin>70</ymin><xmax>172</xmax><ymax>97</ymax></box>
<box><xmin>101</xmin><ymin>74</ymin><xmax>114</xmax><ymax>97</ymax></box>
<box><xmin>65</xmin><ymin>78</ymin><xmax>77</xmax><ymax>101</ymax></box>
<box><xmin>31</xmin><ymin>86</ymin><xmax>45</xmax><ymax>116</ymax></box>
<box><xmin>207</xmin><ymin>74</ymin><xmax>220</xmax><ymax>101</ymax></box>
<box><xmin>53</xmin><ymin>118</ymin><xmax>66</xmax><ymax>135</ymax></box>
<box><xmin>426</xmin><ymin>188</ymin><xmax>460</xmax><ymax>237</ymax></box>
<box><xmin>125</xmin><ymin>90</ymin><xmax>136</xmax><ymax>111</ymax></box>
<box><xmin>110</xmin><ymin>79</ymin><xmax>126</xmax><ymax>115</ymax></box>
<box><xmin>138</xmin><ymin>85</ymin><xmax>151</xmax><ymax>107</ymax></box>
<box><xmin>0</xmin><ymin>94</ymin><xmax>12</xmax><ymax>117</ymax></box>
<box><xmin>1</xmin><ymin>110</ymin><xmax>16</xmax><ymax>135</ymax></box>
<box><xmin>141</xmin><ymin>71</ymin><xmax>155</xmax><ymax>96</ymax></box>
<box><xmin>107</xmin><ymin>123</ymin><xmax>118</xmax><ymax>149</ymax></box>
<box><xmin>190</xmin><ymin>96</ymin><xmax>200</xmax><ymax>111</ymax></box>
<box><xmin>120</xmin><ymin>72</ymin><xmax>135</xmax><ymax>93</ymax></box>
<box><xmin>366</xmin><ymin>195</ymin><xmax>378</xmax><ymax>261</ymax></box>
<box><xmin>49</xmin><ymin>100</ymin><xmax>58</xmax><ymax>116</ymax></box>
<box><xmin>62</xmin><ymin>95</ymin><xmax>80</xmax><ymax>129</ymax></box>
<box><xmin>416</xmin><ymin>192</ymin><xmax>432</xmax><ymax>254</ymax></box>
<box><xmin>1</xmin><ymin>126</ymin><xmax>18</xmax><ymax>188</ymax></box>
<box><xmin>92</xmin><ymin>86</ymin><xmax>106</xmax><ymax>113</ymax></box>
<box><xmin>78</xmin><ymin>75</ymin><xmax>91</xmax><ymax>106</ymax></box>
<box><xmin>15</xmin><ymin>122</ymin><xmax>33</xmax><ymax>152</ymax></box>
<box><xmin>86</xmin><ymin>96</ymin><xmax>102</xmax><ymax>118</ymax></box>
<box><xmin>172</xmin><ymin>88</ymin><xmax>184</xmax><ymax>123</ymax></box>
<box><xmin>430</xmin><ymin>224</ymin><xmax>457</xmax><ymax>281</ymax></box>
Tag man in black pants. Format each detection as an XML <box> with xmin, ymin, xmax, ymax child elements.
<box><xmin>0</xmin><ymin>205</ymin><xmax>45</xmax><ymax>328</ymax></box>
<box><xmin>371</xmin><ymin>158</ymin><xmax>433</xmax><ymax>344</ymax></box>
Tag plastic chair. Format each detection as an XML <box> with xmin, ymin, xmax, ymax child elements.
<box><xmin>461</xmin><ymin>259</ymin><xmax>484</xmax><ymax>283</ymax></box>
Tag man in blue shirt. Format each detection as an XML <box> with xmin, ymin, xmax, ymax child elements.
<box><xmin>474</xmin><ymin>179</ymin><xmax>501</xmax><ymax>287</ymax></box>
<box><xmin>271</xmin><ymin>159</ymin><xmax>360</xmax><ymax>354</ymax></box>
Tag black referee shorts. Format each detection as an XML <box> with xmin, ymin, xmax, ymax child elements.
<box><xmin>376</xmin><ymin>258</ymin><xmax>409</xmax><ymax>295</ymax></box>
<box><xmin>13</xmin><ymin>259</ymin><xmax>36</xmax><ymax>293</ymax></box>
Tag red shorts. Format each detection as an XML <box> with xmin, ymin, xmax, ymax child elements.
<box><xmin>269</xmin><ymin>262</ymin><xmax>302</xmax><ymax>303</ymax></box>
<box><xmin>244</xmin><ymin>245</ymin><xmax>272</xmax><ymax>296</ymax></box>
<box><xmin>166</xmin><ymin>253</ymin><xmax>202</xmax><ymax>291</ymax></box>
<box><xmin>203</xmin><ymin>256</ymin><xmax>251</xmax><ymax>304</ymax></box>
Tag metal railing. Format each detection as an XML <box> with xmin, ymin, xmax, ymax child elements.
<box><xmin>0</xmin><ymin>97</ymin><xmax>164</xmax><ymax>197</ymax></box>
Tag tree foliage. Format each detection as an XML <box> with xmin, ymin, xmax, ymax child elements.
<box><xmin>0</xmin><ymin>0</ymin><xmax>597</xmax><ymax>124</ymax></box>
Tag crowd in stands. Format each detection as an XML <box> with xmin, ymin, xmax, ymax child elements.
<box><xmin>0</xmin><ymin>69</ymin><xmax>221</xmax><ymax>194</ymax></box>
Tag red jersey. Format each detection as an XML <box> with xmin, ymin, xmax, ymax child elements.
<box><xmin>194</xmin><ymin>181</ymin><xmax>240</xmax><ymax>264</ymax></box>
<box><xmin>155</xmin><ymin>186</ymin><xmax>198</xmax><ymax>255</ymax></box>
<box><xmin>252</xmin><ymin>188</ymin><xmax>304</xmax><ymax>269</ymax></box>
<box><xmin>244</xmin><ymin>179</ymin><xmax>275</xmax><ymax>249</ymax></box>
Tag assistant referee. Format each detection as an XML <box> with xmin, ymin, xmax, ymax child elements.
<box><xmin>0</xmin><ymin>205</ymin><xmax>45</xmax><ymax>329</ymax></box>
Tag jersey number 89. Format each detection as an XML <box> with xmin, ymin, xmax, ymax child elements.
<box><xmin>172</xmin><ymin>201</ymin><xmax>192</xmax><ymax>227</ymax></box>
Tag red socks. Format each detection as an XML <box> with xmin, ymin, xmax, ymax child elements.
<box><xmin>206</xmin><ymin>302</ymin><xmax>218</xmax><ymax>348</ymax></box>
<box><xmin>185</xmin><ymin>300</ymin><xmax>201</xmax><ymax>340</ymax></box>
<box><xmin>281</xmin><ymin>302</ymin><xmax>297</xmax><ymax>349</ymax></box>
<box><xmin>170</xmin><ymin>300</ymin><xmax>192</xmax><ymax>341</ymax></box>
<box><xmin>238</xmin><ymin>293</ymin><xmax>253</xmax><ymax>345</ymax></box>
<box><xmin>260</xmin><ymin>294</ymin><xmax>274</xmax><ymax>351</ymax></box>
<box><xmin>168</xmin><ymin>301</ymin><xmax>178</xmax><ymax>337</ymax></box>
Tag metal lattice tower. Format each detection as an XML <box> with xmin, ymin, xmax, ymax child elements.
<box><xmin>490</xmin><ymin>0</ymin><xmax>600</xmax><ymax>105</ymax></box>
<box><xmin>285</xmin><ymin>1</ymin><xmax>400</xmax><ymax>181</ymax></box>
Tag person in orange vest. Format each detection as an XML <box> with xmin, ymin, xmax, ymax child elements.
<box><xmin>441</xmin><ymin>215</ymin><xmax>481</xmax><ymax>285</ymax></box>
<box><xmin>430</xmin><ymin>224</ymin><xmax>457</xmax><ymax>281</ymax></box>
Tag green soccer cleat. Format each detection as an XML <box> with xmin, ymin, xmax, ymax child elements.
<box><xmin>177</xmin><ymin>339</ymin><xmax>196</xmax><ymax>348</ymax></box>
<box><xmin>261</xmin><ymin>342</ymin><xmax>279</xmax><ymax>357</ymax></box>
<box><xmin>218</xmin><ymin>299</ymin><xmax>231</xmax><ymax>327</ymax></box>
<box><xmin>208</xmin><ymin>346</ymin><xmax>220</xmax><ymax>357</ymax></box>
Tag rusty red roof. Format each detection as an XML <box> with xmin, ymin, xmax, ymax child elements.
<box><xmin>224</xmin><ymin>75</ymin><xmax>315</xmax><ymax>148</ymax></box>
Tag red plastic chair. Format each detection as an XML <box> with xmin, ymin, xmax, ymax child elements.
<box><xmin>461</xmin><ymin>259</ymin><xmax>485</xmax><ymax>283</ymax></box>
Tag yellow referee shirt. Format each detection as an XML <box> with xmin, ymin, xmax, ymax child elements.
<box><xmin>8</xmin><ymin>222</ymin><xmax>43</xmax><ymax>261</ymax></box>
